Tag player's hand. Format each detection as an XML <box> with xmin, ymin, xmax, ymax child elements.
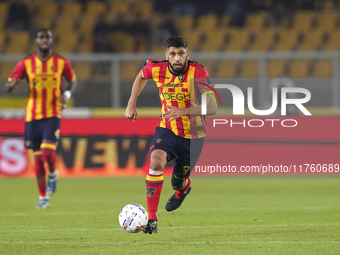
<box><xmin>125</xmin><ymin>105</ymin><xmax>138</xmax><ymax>121</ymax></box>
<box><xmin>59</xmin><ymin>95</ymin><xmax>67</xmax><ymax>110</ymax></box>
<box><xmin>162</xmin><ymin>105</ymin><xmax>184</xmax><ymax>121</ymax></box>
<box><xmin>5</xmin><ymin>79</ymin><xmax>22</xmax><ymax>92</ymax></box>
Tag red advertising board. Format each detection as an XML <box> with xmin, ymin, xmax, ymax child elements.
<box><xmin>0</xmin><ymin>118</ymin><xmax>163</xmax><ymax>177</ymax></box>
<box><xmin>0</xmin><ymin>116</ymin><xmax>339</xmax><ymax>177</ymax></box>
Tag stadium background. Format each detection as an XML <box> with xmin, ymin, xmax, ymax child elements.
<box><xmin>0</xmin><ymin>0</ymin><xmax>340</xmax><ymax>177</ymax></box>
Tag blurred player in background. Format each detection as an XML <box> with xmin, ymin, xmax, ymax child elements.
<box><xmin>5</xmin><ymin>28</ymin><xmax>77</xmax><ymax>209</ymax></box>
<box><xmin>125</xmin><ymin>36</ymin><xmax>217</xmax><ymax>233</ymax></box>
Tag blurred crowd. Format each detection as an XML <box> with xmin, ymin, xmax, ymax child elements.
<box><xmin>2</xmin><ymin>0</ymin><xmax>340</xmax><ymax>53</ymax></box>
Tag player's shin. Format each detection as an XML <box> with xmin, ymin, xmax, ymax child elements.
<box><xmin>146</xmin><ymin>169</ymin><xmax>164</xmax><ymax>220</ymax></box>
<box><xmin>41</xmin><ymin>143</ymin><xmax>57</xmax><ymax>174</ymax></box>
<box><xmin>34</xmin><ymin>150</ymin><xmax>47</xmax><ymax>198</ymax></box>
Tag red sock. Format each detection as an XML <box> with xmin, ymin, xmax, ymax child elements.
<box><xmin>175</xmin><ymin>177</ymin><xmax>191</xmax><ymax>199</ymax></box>
<box><xmin>41</xmin><ymin>143</ymin><xmax>56</xmax><ymax>174</ymax></box>
<box><xmin>146</xmin><ymin>172</ymin><xmax>164</xmax><ymax>220</ymax></box>
<box><xmin>34</xmin><ymin>151</ymin><xmax>46</xmax><ymax>197</ymax></box>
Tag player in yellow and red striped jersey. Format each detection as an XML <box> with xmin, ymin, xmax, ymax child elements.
<box><xmin>125</xmin><ymin>36</ymin><xmax>217</xmax><ymax>233</ymax></box>
<box><xmin>5</xmin><ymin>28</ymin><xmax>77</xmax><ymax>209</ymax></box>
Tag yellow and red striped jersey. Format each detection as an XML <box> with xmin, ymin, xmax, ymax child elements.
<box><xmin>8</xmin><ymin>53</ymin><xmax>76</xmax><ymax>122</ymax></box>
<box><xmin>142</xmin><ymin>59</ymin><xmax>212</xmax><ymax>139</ymax></box>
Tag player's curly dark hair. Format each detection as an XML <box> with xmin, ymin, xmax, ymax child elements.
<box><xmin>34</xmin><ymin>28</ymin><xmax>52</xmax><ymax>38</ymax></box>
<box><xmin>166</xmin><ymin>36</ymin><xmax>188</xmax><ymax>49</ymax></box>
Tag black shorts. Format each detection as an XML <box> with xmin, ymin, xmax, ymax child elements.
<box><xmin>24</xmin><ymin>117</ymin><xmax>61</xmax><ymax>150</ymax></box>
<box><xmin>150</xmin><ymin>127</ymin><xmax>204</xmax><ymax>179</ymax></box>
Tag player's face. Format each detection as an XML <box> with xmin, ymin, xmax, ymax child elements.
<box><xmin>35</xmin><ymin>31</ymin><xmax>53</xmax><ymax>53</ymax></box>
<box><xmin>166</xmin><ymin>47</ymin><xmax>190</xmax><ymax>74</ymax></box>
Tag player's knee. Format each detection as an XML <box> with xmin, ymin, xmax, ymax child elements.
<box><xmin>171</xmin><ymin>175</ymin><xmax>184</xmax><ymax>190</ymax></box>
<box><xmin>150</xmin><ymin>159</ymin><xmax>165</xmax><ymax>172</ymax></box>
<box><xmin>150</xmin><ymin>150</ymin><xmax>167</xmax><ymax>172</ymax></box>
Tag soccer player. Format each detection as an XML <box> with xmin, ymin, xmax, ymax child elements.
<box><xmin>5</xmin><ymin>28</ymin><xmax>77</xmax><ymax>209</ymax></box>
<box><xmin>125</xmin><ymin>36</ymin><xmax>217</xmax><ymax>233</ymax></box>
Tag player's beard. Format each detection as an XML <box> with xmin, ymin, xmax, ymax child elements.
<box><xmin>39</xmin><ymin>45</ymin><xmax>51</xmax><ymax>54</ymax></box>
<box><xmin>169</xmin><ymin>59</ymin><xmax>188</xmax><ymax>74</ymax></box>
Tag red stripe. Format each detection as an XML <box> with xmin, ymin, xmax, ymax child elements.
<box><xmin>52</xmin><ymin>88</ymin><xmax>57</xmax><ymax>116</ymax></box>
<box><xmin>42</xmin><ymin>61</ymin><xmax>47</xmax><ymax>73</ymax></box>
<box><xmin>184</xmin><ymin>99</ymin><xmax>191</xmax><ymax>108</ymax></box>
<box><xmin>182</xmin><ymin>88</ymin><xmax>188</xmax><ymax>93</ymax></box>
<box><xmin>172</xmin><ymin>101</ymin><xmax>184</xmax><ymax>137</ymax></box>
<box><xmin>170</xmin><ymin>75</ymin><xmax>176</xmax><ymax>82</ymax></box>
<box><xmin>31</xmin><ymin>56</ymin><xmax>36</xmax><ymax>73</ymax></box>
<box><xmin>164</xmin><ymin>104</ymin><xmax>171</xmax><ymax>130</ymax></box>
<box><xmin>32</xmin><ymin>88</ymin><xmax>37</xmax><ymax>120</ymax></box>
<box><xmin>168</xmin><ymin>88</ymin><xmax>175</xmax><ymax>92</ymax></box>
<box><xmin>158</xmin><ymin>64</ymin><xmax>167</xmax><ymax>84</ymax></box>
<box><xmin>53</xmin><ymin>55</ymin><xmax>58</xmax><ymax>73</ymax></box>
<box><xmin>42</xmin><ymin>88</ymin><xmax>47</xmax><ymax>118</ymax></box>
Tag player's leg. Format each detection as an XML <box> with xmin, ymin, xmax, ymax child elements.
<box><xmin>165</xmin><ymin>137</ymin><xmax>204</xmax><ymax>212</ymax></box>
<box><xmin>34</xmin><ymin>149</ymin><xmax>49</xmax><ymax>209</ymax></box>
<box><xmin>41</xmin><ymin>139</ymin><xmax>58</xmax><ymax>195</ymax></box>
<box><xmin>25</xmin><ymin>120</ymin><xmax>49</xmax><ymax>208</ymax></box>
<box><xmin>146</xmin><ymin>149</ymin><xmax>167</xmax><ymax>221</ymax></box>
<box><xmin>41</xmin><ymin>117</ymin><xmax>60</xmax><ymax>195</ymax></box>
<box><xmin>143</xmin><ymin>127</ymin><xmax>177</xmax><ymax>234</ymax></box>
<box><xmin>144</xmin><ymin>149</ymin><xmax>167</xmax><ymax>234</ymax></box>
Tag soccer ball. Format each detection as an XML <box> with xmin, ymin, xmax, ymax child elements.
<box><xmin>118</xmin><ymin>204</ymin><xmax>148</xmax><ymax>233</ymax></box>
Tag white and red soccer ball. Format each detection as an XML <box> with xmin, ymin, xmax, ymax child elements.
<box><xmin>118</xmin><ymin>204</ymin><xmax>148</xmax><ymax>233</ymax></box>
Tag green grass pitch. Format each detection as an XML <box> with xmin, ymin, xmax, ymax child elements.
<box><xmin>0</xmin><ymin>177</ymin><xmax>339</xmax><ymax>254</ymax></box>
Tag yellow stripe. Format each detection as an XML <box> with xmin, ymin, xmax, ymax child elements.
<box><xmin>33</xmin><ymin>151</ymin><xmax>43</xmax><ymax>156</ymax></box>
<box><xmin>152</xmin><ymin>66</ymin><xmax>160</xmax><ymax>83</ymax></box>
<box><xmin>41</xmin><ymin>143</ymin><xmax>57</xmax><ymax>150</ymax></box>
<box><xmin>184</xmin><ymin>67</ymin><xmax>196</xmax><ymax>138</ymax></box>
<box><xmin>146</xmin><ymin>175</ymin><xmax>164</xmax><ymax>182</ymax></box>
<box><xmin>25</xmin><ymin>59</ymin><xmax>33</xmax><ymax>122</ymax></box>
<box><xmin>56</xmin><ymin>58</ymin><xmax>64</xmax><ymax>112</ymax></box>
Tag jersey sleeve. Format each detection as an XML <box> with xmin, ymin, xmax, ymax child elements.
<box><xmin>63</xmin><ymin>58</ymin><xmax>76</xmax><ymax>82</ymax></box>
<box><xmin>8</xmin><ymin>59</ymin><xmax>26</xmax><ymax>81</ymax></box>
<box><xmin>141</xmin><ymin>59</ymin><xmax>154</xmax><ymax>79</ymax></box>
<box><xmin>195</xmin><ymin>65</ymin><xmax>214</xmax><ymax>95</ymax></box>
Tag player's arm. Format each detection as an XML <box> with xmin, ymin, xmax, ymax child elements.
<box><xmin>61</xmin><ymin>59</ymin><xmax>77</xmax><ymax>108</ymax></box>
<box><xmin>5</xmin><ymin>59</ymin><xmax>26</xmax><ymax>92</ymax></box>
<box><xmin>162</xmin><ymin>95</ymin><xmax>217</xmax><ymax>121</ymax></box>
<box><xmin>125</xmin><ymin>69</ymin><xmax>148</xmax><ymax>121</ymax></box>
<box><xmin>5</xmin><ymin>78</ymin><xmax>22</xmax><ymax>93</ymax></box>
<box><xmin>60</xmin><ymin>78</ymin><xmax>77</xmax><ymax>108</ymax></box>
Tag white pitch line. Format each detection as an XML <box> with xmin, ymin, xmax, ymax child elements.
<box><xmin>0</xmin><ymin>241</ymin><xmax>338</xmax><ymax>245</ymax></box>
<box><xmin>2</xmin><ymin>206</ymin><xmax>339</xmax><ymax>217</ymax></box>
<box><xmin>0</xmin><ymin>211</ymin><xmax>97</xmax><ymax>217</ymax></box>
<box><xmin>0</xmin><ymin>223</ymin><xmax>338</xmax><ymax>233</ymax></box>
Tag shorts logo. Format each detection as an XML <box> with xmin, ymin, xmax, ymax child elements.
<box><xmin>25</xmin><ymin>141</ymin><xmax>31</xmax><ymax>147</ymax></box>
<box><xmin>54</xmin><ymin>129</ymin><xmax>60</xmax><ymax>139</ymax></box>
<box><xmin>146</xmin><ymin>188</ymin><xmax>156</xmax><ymax>198</ymax></box>
<box><xmin>156</xmin><ymin>139</ymin><xmax>162</xmax><ymax>143</ymax></box>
